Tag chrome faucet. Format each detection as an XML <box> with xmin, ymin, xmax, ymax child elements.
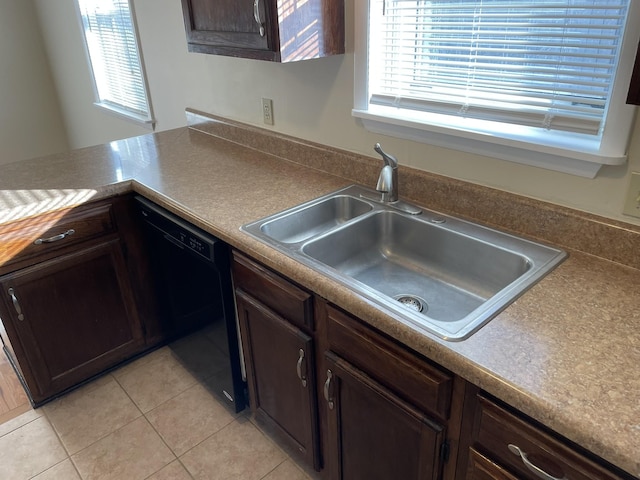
<box><xmin>368</xmin><ymin>143</ymin><xmax>422</xmax><ymax>215</ymax></box>
<box><xmin>374</xmin><ymin>143</ymin><xmax>399</xmax><ymax>203</ymax></box>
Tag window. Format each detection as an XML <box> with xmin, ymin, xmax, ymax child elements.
<box><xmin>353</xmin><ymin>0</ymin><xmax>640</xmax><ymax>177</ymax></box>
<box><xmin>77</xmin><ymin>0</ymin><xmax>154</xmax><ymax>125</ymax></box>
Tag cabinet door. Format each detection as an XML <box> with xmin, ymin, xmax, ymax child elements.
<box><xmin>323</xmin><ymin>351</ymin><xmax>445</xmax><ymax>480</ymax></box>
<box><xmin>181</xmin><ymin>0</ymin><xmax>275</xmax><ymax>58</ymax></box>
<box><xmin>0</xmin><ymin>239</ymin><xmax>143</xmax><ymax>404</ymax></box>
<box><xmin>236</xmin><ymin>290</ymin><xmax>319</xmax><ymax>469</ymax></box>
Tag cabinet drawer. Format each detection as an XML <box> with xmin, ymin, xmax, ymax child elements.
<box><xmin>466</xmin><ymin>448</ymin><xmax>518</xmax><ymax>480</ymax></box>
<box><xmin>326</xmin><ymin>304</ymin><xmax>453</xmax><ymax>421</ymax></box>
<box><xmin>231</xmin><ymin>252</ymin><xmax>313</xmax><ymax>331</ymax></box>
<box><xmin>0</xmin><ymin>202</ymin><xmax>116</xmax><ymax>269</ymax></box>
<box><xmin>474</xmin><ymin>394</ymin><xmax>626</xmax><ymax>480</ymax></box>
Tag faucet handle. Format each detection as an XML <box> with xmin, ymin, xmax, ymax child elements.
<box><xmin>374</xmin><ymin>143</ymin><xmax>398</xmax><ymax>168</ymax></box>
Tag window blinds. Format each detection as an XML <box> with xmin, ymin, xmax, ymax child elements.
<box><xmin>78</xmin><ymin>0</ymin><xmax>150</xmax><ymax>119</ymax></box>
<box><xmin>368</xmin><ymin>0</ymin><xmax>629</xmax><ymax>136</ymax></box>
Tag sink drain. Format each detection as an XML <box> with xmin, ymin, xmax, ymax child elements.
<box><xmin>394</xmin><ymin>295</ymin><xmax>427</xmax><ymax>313</ymax></box>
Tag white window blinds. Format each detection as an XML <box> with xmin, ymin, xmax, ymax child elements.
<box><xmin>77</xmin><ymin>0</ymin><xmax>152</xmax><ymax>122</ymax></box>
<box><xmin>368</xmin><ymin>0</ymin><xmax>629</xmax><ymax>137</ymax></box>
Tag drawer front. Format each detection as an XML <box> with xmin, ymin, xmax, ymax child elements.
<box><xmin>474</xmin><ymin>395</ymin><xmax>625</xmax><ymax>480</ymax></box>
<box><xmin>0</xmin><ymin>202</ymin><xmax>116</xmax><ymax>269</ymax></box>
<box><xmin>231</xmin><ymin>252</ymin><xmax>313</xmax><ymax>331</ymax></box>
<box><xmin>466</xmin><ymin>448</ymin><xmax>519</xmax><ymax>480</ymax></box>
<box><xmin>326</xmin><ymin>304</ymin><xmax>453</xmax><ymax>421</ymax></box>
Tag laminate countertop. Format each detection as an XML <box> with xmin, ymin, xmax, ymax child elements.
<box><xmin>1</xmin><ymin>112</ymin><xmax>638</xmax><ymax>478</ymax></box>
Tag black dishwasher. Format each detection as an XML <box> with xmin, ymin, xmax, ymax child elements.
<box><xmin>135</xmin><ymin>196</ymin><xmax>246</xmax><ymax>412</ymax></box>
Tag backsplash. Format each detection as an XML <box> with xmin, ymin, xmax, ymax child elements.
<box><xmin>186</xmin><ymin>108</ymin><xmax>640</xmax><ymax>270</ymax></box>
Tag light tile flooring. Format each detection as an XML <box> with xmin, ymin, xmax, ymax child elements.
<box><xmin>0</xmin><ymin>342</ymin><xmax>314</xmax><ymax>480</ymax></box>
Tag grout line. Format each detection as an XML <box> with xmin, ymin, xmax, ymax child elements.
<box><xmin>173</xmin><ymin>411</ymin><xmax>240</xmax><ymax>459</ymax></box>
<box><xmin>43</xmin><ymin>375</ymin><xmax>145</xmax><ymax>459</ymax></box>
<box><xmin>0</xmin><ymin>409</ymin><xmax>42</xmax><ymax>439</ymax></box>
<box><xmin>27</xmin><ymin>415</ymin><xmax>80</xmax><ymax>480</ymax></box>
<box><xmin>111</xmin><ymin>372</ymin><xmax>145</xmax><ymax>414</ymax></box>
<box><xmin>111</xmin><ymin>356</ymin><xmax>201</xmax><ymax>415</ymax></box>
<box><xmin>258</xmin><ymin>458</ymin><xmax>288</xmax><ymax>479</ymax></box>
<box><xmin>140</xmin><ymin>458</ymin><xmax>196</xmax><ymax>480</ymax></box>
<box><xmin>26</xmin><ymin>457</ymin><xmax>82</xmax><ymax>480</ymax></box>
<box><xmin>41</xmin><ymin>411</ymin><xmax>70</xmax><ymax>456</ymax></box>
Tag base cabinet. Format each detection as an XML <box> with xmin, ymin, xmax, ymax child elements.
<box><xmin>232</xmin><ymin>252</ymin><xmax>458</xmax><ymax>479</ymax></box>
<box><xmin>236</xmin><ymin>291</ymin><xmax>319</xmax><ymax>468</ymax></box>
<box><xmin>0</xmin><ymin>240</ymin><xmax>143</xmax><ymax>403</ymax></box>
<box><xmin>321</xmin><ymin>304</ymin><xmax>456</xmax><ymax>480</ymax></box>
<box><xmin>457</xmin><ymin>390</ymin><xmax>633</xmax><ymax>480</ymax></box>
<box><xmin>232</xmin><ymin>252</ymin><xmax>320</xmax><ymax>469</ymax></box>
<box><xmin>0</xmin><ymin>197</ymin><xmax>145</xmax><ymax>405</ymax></box>
<box><xmin>323</xmin><ymin>351</ymin><xmax>445</xmax><ymax>480</ymax></box>
<box><xmin>231</xmin><ymin>253</ymin><xmax>634</xmax><ymax>480</ymax></box>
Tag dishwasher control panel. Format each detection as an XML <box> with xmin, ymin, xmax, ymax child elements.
<box><xmin>136</xmin><ymin>196</ymin><xmax>219</xmax><ymax>263</ymax></box>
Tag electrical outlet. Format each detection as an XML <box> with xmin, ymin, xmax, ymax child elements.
<box><xmin>623</xmin><ymin>172</ymin><xmax>640</xmax><ymax>219</ymax></box>
<box><xmin>262</xmin><ymin>98</ymin><xmax>274</xmax><ymax>125</ymax></box>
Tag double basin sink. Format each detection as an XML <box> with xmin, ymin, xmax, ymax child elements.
<box><xmin>242</xmin><ymin>185</ymin><xmax>566</xmax><ymax>340</ymax></box>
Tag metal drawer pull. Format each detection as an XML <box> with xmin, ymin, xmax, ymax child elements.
<box><xmin>296</xmin><ymin>349</ymin><xmax>307</xmax><ymax>387</ymax></box>
<box><xmin>324</xmin><ymin>369</ymin><xmax>334</xmax><ymax>410</ymax></box>
<box><xmin>34</xmin><ymin>229</ymin><xmax>75</xmax><ymax>245</ymax></box>
<box><xmin>8</xmin><ymin>288</ymin><xmax>25</xmax><ymax>321</ymax></box>
<box><xmin>508</xmin><ymin>444</ymin><xmax>567</xmax><ymax>480</ymax></box>
<box><xmin>253</xmin><ymin>0</ymin><xmax>265</xmax><ymax>36</ymax></box>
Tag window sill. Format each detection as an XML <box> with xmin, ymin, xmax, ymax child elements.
<box><xmin>352</xmin><ymin>107</ymin><xmax>627</xmax><ymax>178</ymax></box>
<box><xmin>94</xmin><ymin>102</ymin><xmax>156</xmax><ymax>130</ymax></box>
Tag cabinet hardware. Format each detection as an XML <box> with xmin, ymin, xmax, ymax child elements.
<box><xmin>508</xmin><ymin>444</ymin><xmax>566</xmax><ymax>480</ymax></box>
<box><xmin>296</xmin><ymin>348</ymin><xmax>307</xmax><ymax>387</ymax></box>
<box><xmin>253</xmin><ymin>0</ymin><xmax>265</xmax><ymax>36</ymax></box>
<box><xmin>7</xmin><ymin>288</ymin><xmax>25</xmax><ymax>321</ymax></box>
<box><xmin>440</xmin><ymin>440</ymin><xmax>450</xmax><ymax>462</ymax></box>
<box><xmin>324</xmin><ymin>369</ymin><xmax>334</xmax><ymax>410</ymax></box>
<box><xmin>34</xmin><ymin>229</ymin><xmax>75</xmax><ymax>245</ymax></box>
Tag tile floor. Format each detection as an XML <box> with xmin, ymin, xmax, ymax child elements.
<box><xmin>0</xmin><ymin>339</ymin><xmax>315</xmax><ymax>480</ymax></box>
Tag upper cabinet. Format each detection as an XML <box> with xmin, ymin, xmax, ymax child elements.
<box><xmin>180</xmin><ymin>0</ymin><xmax>345</xmax><ymax>62</ymax></box>
<box><xmin>627</xmin><ymin>40</ymin><xmax>640</xmax><ymax>105</ymax></box>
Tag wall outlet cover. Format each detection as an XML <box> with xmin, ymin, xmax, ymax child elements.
<box><xmin>262</xmin><ymin>98</ymin><xmax>274</xmax><ymax>125</ymax></box>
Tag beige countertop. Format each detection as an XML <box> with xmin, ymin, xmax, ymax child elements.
<box><xmin>1</xmin><ymin>114</ymin><xmax>639</xmax><ymax>478</ymax></box>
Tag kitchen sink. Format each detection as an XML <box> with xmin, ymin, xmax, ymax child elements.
<box><xmin>259</xmin><ymin>195</ymin><xmax>372</xmax><ymax>244</ymax></box>
<box><xmin>242</xmin><ymin>185</ymin><xmax>566</xmax><ymax>340</ymax></box>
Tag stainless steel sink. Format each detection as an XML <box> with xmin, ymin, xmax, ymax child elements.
<box><xmin>259</xmin><ymin>195</ymin><xmax>372</xmax><ymax>243</ymax></box>
<box><xmin>242</xmin><ymin>185</ymin><xmax>566</xmax><ymax>340</ymax></box>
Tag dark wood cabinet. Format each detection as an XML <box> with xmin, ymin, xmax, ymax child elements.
<box><xmin>627</xmin><ymin>40</ymin><xmax>640</xmax><ymax>105</ymax></box>
<box><xmin>465</xmin><ymin>449</ymin><xmax>518</xmax><ymax>480</ymax></box>
<box><xmin>323</xmin><ymin>351</ymin><xmax>445</xmax><ymax>480</ymax></box>
<box><xmin>0</xmin><ymin>197</ymin><xmax>144</xmax><ymax>405</ymax></box>
<box><xmin>232</xmin><ymin>252</ymin><xmax>320</xmax><ymax>469</ymax></box>
<box><xmin>231</xmin><ymin>254</ymin><xmax>464</xmax><ymax>478</ymax></box>
<box><xmin>321</xmin><ymin>304</ymin><xmax>456</xmax><ymax>480</ymax></box>
<box><xmin>181</xmin><ymin>0</ymin><xmax>345</xmax><ymax>62</ymax></box>
<box><xmin>230</xmin><ymin>254</ymin><xmax>633</xmax><ymax>480</ymax></box>
<box><xmin>457</xmin><ymin>390</ymin><xmax>633</xmax><ymax>480</ymax></box>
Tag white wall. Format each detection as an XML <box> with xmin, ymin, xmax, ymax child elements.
<box><xmin>32</xmin><ymin>0</ymin><xmax>640</xmax><ymax>225</ymax></box>
<box><xmin>0</xmin><ymin>0</ymin><xmax>68</xmax><ymax>165</ymax></box>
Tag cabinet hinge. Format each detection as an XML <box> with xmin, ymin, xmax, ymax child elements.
<box><xmin>440</xmin><ymin>440</ymin><xmax>450</xmax><ymax>463</ymax></box>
